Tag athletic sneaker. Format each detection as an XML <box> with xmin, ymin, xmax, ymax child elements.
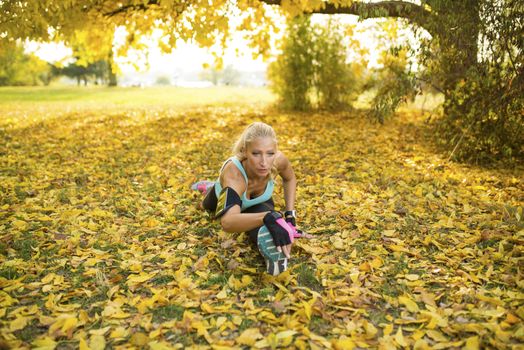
<box><xmin>191</xmin><ymin>180</ymin><xmax>215</xmax><ymax>195</ymax></box>
<box><xmin>257</xmin><ymin>226</ymin><xmax>288</xmax><ymax>276</ymax></box>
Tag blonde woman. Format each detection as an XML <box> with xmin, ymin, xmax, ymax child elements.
<box><xmin>192</xmin><ymin>122</ymin><xmax>310</xmax><ymax>275</ymax></box>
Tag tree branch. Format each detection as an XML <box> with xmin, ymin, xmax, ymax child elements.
<box><xmin>103</xmin><ymin>0</ymin><xmax>160</xmax><ymax>17</ymax></box>
<box><xmin>260</xmin><ymin>0</ymin><xmax>438</xmax><ymax>35</ymax></box>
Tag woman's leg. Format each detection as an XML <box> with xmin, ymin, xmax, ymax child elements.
<box><xmin>243</xmin><ymin>198</ymin><xmax>274</xmax><ymax>246</ymax></box>
<box><xmin>201</xmin><ymin>185</ymin><xmax>218</xmax><ymax>213</ymax></box>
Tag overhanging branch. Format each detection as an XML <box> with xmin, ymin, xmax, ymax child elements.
<box><xmin>103</xmin><ymin>0</ymin><xmax>160</xmax><ymax>17</ymax></box>
<box><xmin>260</xmin><ymin>0</ymin><xmax>437</xmax><ymax>35</ymax></box>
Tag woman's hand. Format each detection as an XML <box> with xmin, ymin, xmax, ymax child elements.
<box><xmin>263</xmin><ymin>211</ymin><xmax>293</xmax><ymax>258</ymax></box>
<box><xmin>285</xmin><ymin>211</ymin><xmax>313</xmax><ymax>239</ymax></box>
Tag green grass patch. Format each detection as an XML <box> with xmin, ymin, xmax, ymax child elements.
<box><xmin>309</xmin><ymin>315</ymin><xmax>332</xmax><ymax>335</ymax></box>
<box><xmin>152</xmin><ymin>304</ymin><xmax>185</xmax><ymax>323</ymax></box>
<box><xmin>296</xmin><ymin>264</ymin><xmax>322</xmax><ymax>291</ymax></box>
<box><xmin>0</xmin><ymin>266</ymin><xmax>21</xmax><ymax>279</ymax></box>
<box><xmin>0</xmin><ymin>86</ymin><xmax>275</xmax><ymax>110</ymax></box>
<box><xmin>199</xmin><ymin>273</ymin><xmax>229</xmax><ymax>288</ymax></box>
<box><xmin>14</xmin><ymin>320</ymin><xmax>47</xmax><ymax>342</ymax></box>
<box><xmin>13</xmin><ymin>237</ymin><xmax>37</xmax><ymax>261</ymax></box>
<box><xmin>257</xmin><ymin>287</ymin><xmax>275</xmax><ymax>299</ymax></box>
<box><xmin>150</xmin><ymin>274</ymin><xmax>175</xmax><ymax>286</ymax></box>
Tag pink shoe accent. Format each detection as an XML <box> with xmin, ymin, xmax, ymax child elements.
<box><xmin>191</xmin><ymin>181</ymin><xmax>215</xmax><ymax>195</ymax></box>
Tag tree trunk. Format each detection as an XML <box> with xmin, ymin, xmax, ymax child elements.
<box><xmin>436</xmin><ymin>0</ymin><xmax>480</xmax><ymax>95</ymax></box>
<box><xmin>107</xmin><ymin>49</ymin><xmax>117</xmax><ymax>87</ymax></box>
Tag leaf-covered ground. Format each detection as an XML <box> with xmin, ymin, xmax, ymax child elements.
<box><xmin>0</xmin><ymin>88</ymin><xmax>523</xmax><ymax>349</ymax></box>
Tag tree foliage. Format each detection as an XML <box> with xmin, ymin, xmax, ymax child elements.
<box><xmin>313</xmin><ymin>19</ymin><xmax>361</xmax><ymax>110</ymax></box>
<box><xmin>268</xmin><ymin>16</ymin><xmax>360</xmax><ymax>111</ymax></box>
<box><xmin>368</xmin><ymin>47</ymin><xmax>419</xmax><ymax>124</ymax></box>
<box><xmin>267</xmin><ymin>16</ymin><xmax>315</xmax><ymax>111</ymax></box>
<box><xmin>0</xmin><ymin>41</ymin><xmax>51</xmax><ymax>86</ymax></box>
<box><xmin>433</xmin><ymin>0</ymin><xmax>524</xmax><ymax>163</ymax></box>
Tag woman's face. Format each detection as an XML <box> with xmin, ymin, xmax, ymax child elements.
<box><xmin>245</xmin><ymin>136</ymin><xmax>277</xmax><ymax>178</ymax></box>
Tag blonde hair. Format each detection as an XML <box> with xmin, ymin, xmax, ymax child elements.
<box><xmin>232</xmin><ymin>122</ymin><xmax>278</xmax><ymax>160</ymax></box>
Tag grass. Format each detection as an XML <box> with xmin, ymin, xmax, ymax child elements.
<box><xmin>296</xmin><ymin>264</ymin><xmax>322</xmax><ymax>291</ymax></box>
<box><xmin>0</xmin><ymin>85</ymin><xmax>274</xmax><ymax>108</ymax></box>
<box><xmin>151</xmin><ymin>304</ymin><xmax>186</xmax><ymax>323</ymax></box>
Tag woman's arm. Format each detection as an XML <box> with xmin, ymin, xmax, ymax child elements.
<box><xmin>218</xmin><ymin>162</ymin><xmax>271</xmax><ymax>233</ymax></box>
<box><xmin>276</xmin><ymin>152</ymin><xmax>296</xmax><ymax>211</ymax></box>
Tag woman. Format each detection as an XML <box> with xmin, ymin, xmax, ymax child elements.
<box><xmin>192</xmin><ymin>122</ymin><xmax>309</xmax><ymax>275</ymax></box>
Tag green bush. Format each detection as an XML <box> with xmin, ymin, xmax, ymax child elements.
<box><xmin>0</xmin><ymin>41</ymin><xmax>51</xmax><ymax>86</ymax></box>
<box><xmin>313</xmin><ymin>20</ymin><xmax>360</xmax><ymax>110</ymax></box>
<box><xmin>368</xmin><ymin>47</ymin><xmax>419</xmax><ymax>124</ymax></box>
<box><xmin>268</xmin><ymin>16</ymin><xmax>360</xmax><ymax>111</ymax></box>
<box><xmin>435</xmin><ymin>70</ymin><xmax>523</xmax><ymax>163</ymax></box>
<box><xmin>433</xmin><ymin>0</ymin><xmax>524</xmax><ymax>164</ymax></box>
<box><xmin>267</xmin><ymin>16</ymin><xmax>314</xmax><ymax>111</ymax></box>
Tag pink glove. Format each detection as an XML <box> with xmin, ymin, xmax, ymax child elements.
<box><xmin>285</xmin><ymin>222</ymin><xmax>306</xmax><ymax>243</ymax></box>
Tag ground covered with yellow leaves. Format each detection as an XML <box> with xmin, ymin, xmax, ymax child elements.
<box><xmin>0</xmin><ymin>88</ymin><xmax>523</xmax><ymax>349</ymax></box>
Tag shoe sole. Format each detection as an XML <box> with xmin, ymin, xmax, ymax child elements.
<box><xmin>257</xmin><ymin>226</ymin><xmax>287</xmax><ymax>275</ymax></box>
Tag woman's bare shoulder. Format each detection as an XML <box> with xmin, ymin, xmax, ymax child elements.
<box><xmin>274</xmin><ymin>151</ymin><xmax>290</xmax><ymax>171</ymax></box>
<box><xmin>220</xmin><ymin>160</ymin><xmax>247</xmax><ymax>192</ymax></box>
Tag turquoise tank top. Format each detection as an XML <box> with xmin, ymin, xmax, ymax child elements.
<box><xmin>214</xmin><ymin>157</ymin><xmax>274</xmax><ymax>211</ymax></box>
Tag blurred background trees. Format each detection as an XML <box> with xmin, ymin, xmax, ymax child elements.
<box><xmin>0</xmin><ymin>41</ymin><xmax>51</xmax><ymax>86</ymax></box>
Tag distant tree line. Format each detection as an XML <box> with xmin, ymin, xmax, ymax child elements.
<box><xmin>0</xmin><ymin>41</ymin><xmax>116</xmax><ymax>87</ymax></box>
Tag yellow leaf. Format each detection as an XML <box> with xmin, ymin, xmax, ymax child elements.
<box><xmin>405</xmin><ymin>274</ymin><xmax>419</xmax><ymax>281</ymax></box>
<box><xmin>216</xmin><ymin>316</ymin><xmax>227</xmax><ymax>328</ymax></box>
<box><xmin>237</xmin><ymin>328</ymin><xmax>263</xmax><ymax>346</ymax></box>
<box><xmin>302</xmin><ymin>300</ymin><xmax>312</xmax><ymax>320</ymax></box>
<box><xmin>359</xmin><ymin>261</ymin><xmax>371</xmax><ymax>272</ymax></box>
<box><xmin>10</xmin><ymin>315</ymin><xmax>30</xmax><ymax>331</ymax></box>
<box><xmin>463</xmin><ymin>336</ymin><xmax>479</xmax><ymax>350</ymax></box>
<box><xmin>333</xmin><ymin>337</ymin><xmax>356</xmax><ymax>350</ymax></box>
<box><xmin>130</xmin><ymin>332</ymin><xmax>149</xmax><ymax>346</ymax></box>
<box><xmin>61</xmin><ymin>316</ymin><xmax>78</xmax><ymax>333</ymax></box>
<box><xmin>370</xmin><ymin>256</ymin><xmax>383</xmax><ymax>269</ymax></box>
<box><xmin>127</xmin><ymin>271</ymin><xmax>156</xmax><ymax>285</ymax></box>
<box><xmin>102</xmin><ymin>303</ymin><xmax>130</xmax><ymax>319</ymax></box>
<box><xmin>383</xmin><ymin>324</ymin><xmax>394</xmax><ymax>336</ymax></box>
<box><xmin>78</xmin><ymin>337</ymin><xmax>90</xmax><ymax>350</ymax></box>
<box><xmin>395</xmin><ymin>327</ymin><xmax>408</xmax><ymax>347</ymax></box>
<box><xmin>413</xmin><ymin>339</ymin><xmax>430</xmax><ymax>350</ymax></box>
<box><xmin>505</xmin><ymin>313</ymin><xmax>520</xmax><ymax>324</ymax></box>
<box><xmin>32</xmin><ymin>337</ymin><xmax>57</xmax><ymax>350</ymax></box>
<box><xmin>110</xmin><ymin>327</ymin><xmax>129</xmax><ymax>339</ymax></box>
<box><xmin>232</xmin><ymin>315</ymin><xmax>243</xmax><ymax>325</ymax></box>
<box><xmin>363</xmin><ymin>320</ymin><xmax>377</xmax><ymax>339</ymax></box>
<box><xmin>349</xmin><ymin>272</ymin><xmax>359</xmax><ymax>283</ymax></box>
<box><xmin>399</xmin><ymin>295</ymin><xmax>419</xmax><ymax>313</ymax></box>
<box><xmin>88</xmin><ymin>326</ymin><xmax>111</xmax><ymax>335</ymax></box>
<box><xmin>425</xmin><ymin>329</ymin><xmax>448</xmax><ymax>342</ymax></box>
<box><xmin>276</xmin><ymin>330</ymin><xmax>297</xmax><ymax>340</ymax></box>
<box><xmin>12</xmin><ymin>219</ymin><xmax>29</xmax><ymax>230</ymax></box>
<box><xmin>333</xmin><ymin>237</ymin><xmax>345</xmax><ymax>250</ymax></box>
<box><xmin>149</xmin><ymin>341</ymin><xmax>175</xmax><ymax>350</ymax></box>
<box><xmin>216</xmin><ymin>288</ymin><xmax>228</xmax><ymax>299</ymax></box>
<box><xmin>382</xmin><ymin>230</ymin><xmax>396</xmax><ymax>237</ymax></box>
<box><xmin>89</xmin><ymin>335</ymin><xmax>105</xmax><ymax>350</ymax></box>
